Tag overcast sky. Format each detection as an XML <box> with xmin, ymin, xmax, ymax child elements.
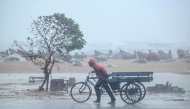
<box><xmin>0</xmin><ymin>0</ymin><xmax>190</xmax><ymax>52</ymax></box>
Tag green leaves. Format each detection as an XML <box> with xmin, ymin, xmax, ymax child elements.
<box><xmin>15</xmin><ymin>13</ymin><xmax>86</xmax><ymax>66</ymax></box>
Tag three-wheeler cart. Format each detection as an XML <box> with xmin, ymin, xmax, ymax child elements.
<box><xmin>70</xmin><ymin>72</ymin><xmax>153</xmax><ymax>104</ymax></box>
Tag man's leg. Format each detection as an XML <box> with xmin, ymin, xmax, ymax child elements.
<box><xmin>102</xmin><ymin>81</ymin><xmax>116</xmax><ymax>104</ymax></box>
<box><xmin>94</xmin><ymin>82</ymin><xmax>102</xmax><ymax>103</ymax></box>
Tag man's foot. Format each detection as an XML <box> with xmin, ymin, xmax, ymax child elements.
<box><xmin>93</xmin><ymin>100</ymin><xmax>100</xmax><ymax>103</ymax></box>
<box><xmin>108</xmin><ymin>99</ymin><xmax>116</xmax><ymax>104</ymax></box>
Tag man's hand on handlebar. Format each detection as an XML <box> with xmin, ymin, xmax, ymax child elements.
<box><xmin>91</xmin><ymin>71</ymin><xmax>95</xmax><ymax>73</ymax></box>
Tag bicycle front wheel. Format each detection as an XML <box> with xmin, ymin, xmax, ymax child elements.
<box><xmin>70</xmin><ymin>82</ymin><xmax>92</xmax><ymax>103</ymax></box>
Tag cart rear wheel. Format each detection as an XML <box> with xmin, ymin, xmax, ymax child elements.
<box><xmin>136</xmin><ymin>82</ymin><xmax>146</xmax><ymax>101</ymax></box>
<box><xmin>120</xmin><ymin>82</ymin><xmax>142</xmax><ymax>104</ymax></box>
<box><xmin>70</xmin><ymin>82</ymin><xmax>92</xmax><ymax>103</ymax></box>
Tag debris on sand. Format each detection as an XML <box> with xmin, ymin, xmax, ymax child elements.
<box><xmin>2</xmin><ymin>54</ymin><xmax>26</xmax><ymax>62</ymax></box>
<box><xmin>0</xmin><ymin>56</ymin><xmax>2</xmax><ymax>62</ymax></box>
<box><xmin>133</xmin><ymin>59</ymin><xmax>147</xmax><ymax>63</ymax></box>
<box><xmin>172</xmin><ymin>99</ymin><xmax>184</xmax><ymax>101</ymax></box>
<box><xmin>69</xmin><ymin>58</ymin><xmax>86</xmax><ymax>66</ymax></box>
<box><xmin>161</xmin><ymin>59</ymin><xmax>176</xmax><ymax>62</ymax></box>
<box><xmin>147</xmin><ymin>81</ymin><xmax>185</xmax><ymax>94</ymax></box>
<box><xmin>180</xmin><ymin>58</ymin><xmax>190</xmax><ymax>63</ymax></box>
<box><xmin>106</xmin><ymin>63</ymin><xmax>118</xmax><ymax>67</ymax></box>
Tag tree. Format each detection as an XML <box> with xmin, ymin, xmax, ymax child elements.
<box><xmin>14</xmin><ymin>13</ymin><xmax>86</xmax><ymax>91</ymax></box>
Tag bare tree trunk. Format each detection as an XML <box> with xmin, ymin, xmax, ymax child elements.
<box><xmin>46</xmin><ymin>74</ymin><xmax>49</xmax><ymax>91</ymax></box>
<box><xmin>39</xmin><ymin>69</ymin><xmax>48</xmax><ymax>91</ymax></box>
<box><xmin>39</xmin><ymin>76</ymin><xmax>47</xmax><ymax>91</ymax></box>
<box><xmin>39</xmin><ymin>58</ymin><xmax>54</xmax><ymax>91</ymax></box>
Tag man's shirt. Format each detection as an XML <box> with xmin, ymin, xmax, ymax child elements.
<box><xmin>93</xmin><ymin>63</ymin><xmax>108</xmax><ymax>83</ymax></box>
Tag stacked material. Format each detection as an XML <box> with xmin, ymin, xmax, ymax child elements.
<box><xmin>147</xmin><ymin>81</ymin><xmax>185</xmax><ymax>94</ymax></box>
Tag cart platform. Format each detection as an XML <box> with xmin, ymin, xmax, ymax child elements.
<box><xmin>107</xmin><ymin>72</ymin><xmax>153</xmax><ymax>82</ymax></box>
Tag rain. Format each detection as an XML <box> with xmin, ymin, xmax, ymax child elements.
<box><xmin>0</xmin><ymin>1</ymin><xmax>190</xmax><ymax>109</ymax></box>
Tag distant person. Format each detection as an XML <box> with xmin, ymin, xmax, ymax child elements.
<box><xmin>88</xmin><ymin>59</ymin><xmax>116</xmax><ymax>104</ymax></box>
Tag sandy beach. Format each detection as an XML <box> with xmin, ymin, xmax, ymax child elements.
<box><xmin>0</xmin><ymin>57</ymin><xmax>190</xmax><ymax>74</ymax></box>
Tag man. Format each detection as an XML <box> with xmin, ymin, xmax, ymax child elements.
<box><xmin>88</xmin><ymin>59</ymin><xmax>116</xmax><ymax>104</ymax></box>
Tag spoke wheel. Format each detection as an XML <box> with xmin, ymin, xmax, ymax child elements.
<box><xmin>136</xmin><ymin>82</ymin><xmax>146</xmax><ymax>101</ymax></box>
<box><xmin>70</xmin><ymin>82</ymin><xmax>92</xmax><ymax>103</ymax></box>
<box><xmin>120</xmin><ymin>83</ymin><xmax>142</xmax><ymax>104</ymax></box>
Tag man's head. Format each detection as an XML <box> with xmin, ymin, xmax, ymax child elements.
<box><xmin>88</xmin><ymin>59</ymin><xmax>95</xmax><ymax>67</ymax></box>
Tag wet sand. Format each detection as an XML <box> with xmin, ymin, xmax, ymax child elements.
<box><xmin>0</xmin><ymin>57</ymin><xmax>190</xmax><ymax>74</ymax></box>
<box><xmin>0</xmin><ymin>73</ymin><xmax>190</xmax><ymax>98</ymax></box>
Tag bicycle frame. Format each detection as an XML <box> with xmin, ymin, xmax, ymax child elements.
<box><xmin>81</xmin><ymin>73</ymin><xmax>108</xmax><ymax>94</ymax></box>
<box><xmin>84</xmin><ymin>73</ymin><xmax>97</xmax><ymax>87</ymax></box>
<box><xmin>84</xmin><ymin>73</ymin><xmax>118</xmax><ymax>94</ymax></box>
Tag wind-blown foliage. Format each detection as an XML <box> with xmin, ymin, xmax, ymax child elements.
<box><xmin>14</xmin><ymin>13</ymin><xmax>86</xmax><ymax>91</ymax></box>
